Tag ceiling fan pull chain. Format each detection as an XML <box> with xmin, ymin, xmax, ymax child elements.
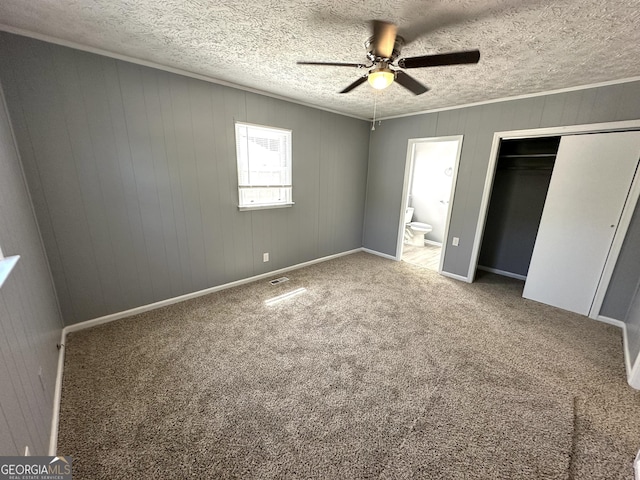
<box><xmin>372</xmin><ymin>95</ymin><xmax>377</xmax><ymax>131</ymax></box>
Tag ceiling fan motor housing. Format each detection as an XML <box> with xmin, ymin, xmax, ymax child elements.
<box><xmin>365</xmin><ymin>35</ymin><xmax>405</xmax><ymax>63</ymax></box>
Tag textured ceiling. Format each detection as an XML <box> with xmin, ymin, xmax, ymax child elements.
<box><xmin>1</xmin><ymin>0</ymin><xmax>639</xmax><ymax>119</ymax></box>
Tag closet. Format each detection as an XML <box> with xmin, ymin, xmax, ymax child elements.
<box><xmin>478</xmin><ymin>130</ymin><xmax>640</xmax><ymax>317</ymax></box>
<box><xmin>523</xmin><ymin>131</ymin><xmax>640</xmax><ymax>315</ymax></box>
<box><xmin>478</xmin><ymin>137</ymin><xmax>560</xmax><ymax>278</ymax></box>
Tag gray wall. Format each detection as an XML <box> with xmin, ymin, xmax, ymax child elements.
<box><xmin>363</xmin><ymin>80</ymin><xmax>640</xmax><ymax>319</ymax></box>
<box><xmin>0</xmin><ymin>33</ymin><xmax>370</xmax><ymax>325</ymax></box>
<box><xmin>601</xmin><ymin>200</ymin><xmax>640</xmax><ymax>320</ymax></box>
<box><xmin>0</xmin><ymin>83</ymin><xmax>63</xmax><ymax>455</ymax></box>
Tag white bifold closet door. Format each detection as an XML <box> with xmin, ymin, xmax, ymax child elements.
<box><xmin>523</xmin><ymin>131</ymin><xmax>640</xmax><ymax>315</ymax></box>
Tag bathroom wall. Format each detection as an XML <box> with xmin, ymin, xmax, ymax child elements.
<box><xmin>409</xmin><ymin>140</ymin><xmax>458</xmax><ymax>244</ymax></box>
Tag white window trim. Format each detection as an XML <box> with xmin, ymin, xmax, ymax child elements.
<box><xmin>238</xmin><ymin>202</ymin><xmax>295</xmax><ymax>212</ymax></box>
<box><xmin>235</xmin><ymin>121</ymin><xmax>293</xmax><ymax>211</ymax></box>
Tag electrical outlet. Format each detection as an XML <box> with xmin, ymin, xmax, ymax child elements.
<box><xmin>263</xmin><ymin>252</ymin><xmax>269</xmax><ymax>262</ymax></box>
<box><xmin>452</xmin><ymin>237</ymin><xmax>460</xmax><ymax>246</ymax></box>
<box><xmin>24</xmin><ymin>446</ymin><xmax>30</xmax><ymax>456</ymax></box>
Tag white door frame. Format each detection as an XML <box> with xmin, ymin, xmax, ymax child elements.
<box><xmin>396</xmin><ymin>135</ymin><xmax>464</xmax><ymax>274</ymax></box>
<box><xmin>468</xmin><ymin>119</ymin><xmax>640</xmax><ymax>320</ymax></box>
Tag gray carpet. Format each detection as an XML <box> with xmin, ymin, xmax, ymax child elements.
<box><xmin>58</xmin><ymin>252</ymin><xmax>640</xmax><ymax>479</ymax></box>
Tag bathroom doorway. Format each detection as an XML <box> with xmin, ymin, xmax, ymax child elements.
<box><xmin>396</xmin><ymin>136</ymin><xmax>463</xmax><ymax>272</ymax></box>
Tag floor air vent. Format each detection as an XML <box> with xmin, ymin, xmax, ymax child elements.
<box><xmin>269</xmin><ymin>277</ymin><xmax>289</xmax><ymax>285</ymax></box>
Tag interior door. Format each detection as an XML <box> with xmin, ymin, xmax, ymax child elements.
<box><xmin>523</xmin><ymin>131</ymin><xmax>640</xmax><ymax>315</ymax></box>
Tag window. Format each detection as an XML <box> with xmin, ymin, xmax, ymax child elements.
<box><xmin>235</xmin><ymin>122</ymin><xmax>293</xmax><ymax>210</ymax></box>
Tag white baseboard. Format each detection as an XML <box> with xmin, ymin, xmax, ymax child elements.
<box><xmin>615</xmin><ymin>320</ymin><xmax>640</xmax><ymax>391</ymax></box>
<box><xmin>440</xmin><ymin>271</ymin><xmax>472</xmax><ymax>283</ymax></box>
<box><xmin>630</xmin><ymin>355</ymin><xmax>640</xmax><ymax>390</ymax></box>
<box><xmin>424</xmin><ymin>240</ymin><xmax>443</xmax><ymax>247</ymax></box>
<box><xmin>48</xmin><ymin>247</ymin><xmax>362</xmax><ymax>454</ymax></box>
<box><xmin>477</xmin><ymin>265</ymin><xmax>527</xmax><ymax>281</ymax></box>
<box><xmin>48</xmin><ymin>329</ymin><xmax>66</xmax><ymax>455</ymax></box>
<box><xmin>621</xmin><ymin>322</ymin><xmax>640</xmax><ymax>391</ymax></box>
<box><xmin>596</xmin><ymin>315</ymin><xmax>626</xmax><ymax>329</ymax></box>
<box><xmin>623</xmin><ymin>322</ymin><xmax>632</xmax><ymax>375</ymax></box>
<box><xmin>64</xmin><ymin>248</ymin><xmax>361</xmax><ymax>335</ymax></box>
<box><xmin>361</xmin><ymin>247</ymin><xmax>398</xmax><ymax>261</ymax></box>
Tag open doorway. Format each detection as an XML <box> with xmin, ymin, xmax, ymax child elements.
<box><xmin>396</xmin><ymin>136</ymin><xmax>463</xmax><ymax>272</ymax></box>
<box><xmin>476</xmin><ymin>136</ymin><xmax>560</xmax><ymax>281</ymax></box>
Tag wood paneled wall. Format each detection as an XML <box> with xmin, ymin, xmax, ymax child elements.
<box><xmin>0</xmin><ymin>33</ymin><xmax>370</xmax><ymax>325</ymax></box>
<box><xmin>0</xmin><ymin>84</ymin><xmax>63</xmax><ymax>455</ymax></box>
<box><xmin>363</xmin><ymin>80</ymin><xmax>640</xmax><ymax>319</ymax></box>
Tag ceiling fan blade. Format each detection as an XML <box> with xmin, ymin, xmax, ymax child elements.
<box><xmin>398</xmin><ymin>50</ymin><xmax>480</xmax><ymax>69</ymax></box>
<box><xmin>339</xmin><ymin>76</ymin><xmax>368</xmax><ymax>94</ymax></box>
<box><xmin>372</xmin><ymin>20</ymin><xmax>397</xmax><ymax>58</ymax></box>
<box><xmin>399</xmin><ymin>0</ymin><xmax>541</xmax><ymax>45</ymax></box>
<box><xmin>298</xmin><ymin>61</ymin><xmax>367</xmax><ymax>68</ymax></box>
<box><xmin>394</xmin><ymin>71</ymin><xmax>429</xmax><ymax>95</ymax></box>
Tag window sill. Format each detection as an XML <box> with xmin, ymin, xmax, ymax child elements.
<box><xmin>0</xmin><ymin>255</ymin><xmax>20</xmax><ymax>289</ymax></box>
<box><xmin>238</xmin><ymin>202</ymin><xmax>295</xmax><ymax>212</ymax></box>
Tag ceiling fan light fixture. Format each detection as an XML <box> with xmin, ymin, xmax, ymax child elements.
<box><xmin>368</xmin><ymin>68</ymin><xmax>394</xmax><ymax>90</ymax></box>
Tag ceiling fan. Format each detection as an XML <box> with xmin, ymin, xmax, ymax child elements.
<box><xmin>297</xmin><ymin>20</ymin><xmax>480</xmax><ymax>95</ymax></box>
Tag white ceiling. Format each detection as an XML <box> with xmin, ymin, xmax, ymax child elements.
<box><xmin>1</xmin><ymin>0</ymin><xmax>639</xmax><ymax>120</ymax></box>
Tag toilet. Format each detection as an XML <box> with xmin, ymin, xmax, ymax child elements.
<box><xmin>404</xmin><ymin>207</ymin><xmax>433</xmax><ymax>246</ymax></box>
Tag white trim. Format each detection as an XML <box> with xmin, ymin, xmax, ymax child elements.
<box><xmin>477</xmin><ymin>265</ymin><xmax>526</xmax><ymax>281</ymax></box>
<box><xmin>4</xmin><ymin>26</ymin><xmax>639</xmax><ymax>124</ymax></box>
<box><xmin>468</xmin><ymin>120</ymin><xmax>640</xmax><ymax>286</ymax></box>
<box><xmin>595</xmin><ymin>315</ymin><xmax>625</xmax><ymax>329</ymax></box>
<box><xmin>362</xmin><ymin>248</ymin><xmax>397</xmax><ymax>261</ymax></box>
<box><xmin>396</xmin><ymin>135</ymin><xmax>464</xmax><ymax>277</ymax></box>
<box><xmin>396</xmin><ymin>141</ymin><xmax>417</xmax><ymax>260</ymax></box>
<box><xmin>424</xmin><ymin>240</ymin><xmax>443</xmax><ymax>247</ymax></box>
<box><xmin>0</xmin><ymin>24</ymin><xmax>367</xmax><ymax>122</ymax></box>
<box><xmin>238</xmin><ymin>202</ymin><xmax>294</xmax><ymax>211</ymax></box>
<box><xmin>622</xmin><ymin>322</ymin><xmax>640</xmax><ymax>390</ymax></box>
<box><xmin>47</xmin><ymin>247</ymin><xmax>362</xmax><ymax>453</ymax></box>
<box><xmin>235</xmin><ymin>121</ymin><xmax>292</xmax><ymax>134</ymax></box>
<box><xmin>468</xmin><ymin>132</ymin><xmax>503</xmax><ymax>282</ymax></box>
<box><xmin>630</xmin><ymin>353</ymin><xmax>640</xmax><ymax>390</ymax></box>
<box><xmin>439</xmin><ymin>271</ymin><xmax>472</xmax><ymax>283</ymax></box>
<box><xmin>623</xmin><ymin>322</ymin><xmax>632</xmax><ymax>374</ymax></box>
<box><xmin>48</xmin><ymin>332</ymin><xmax>66</xmax><ymax>455</ymax></box>
<box><xmin>378</xmin><ymin>77</ymin><xmax>640</xmax><ymax>121</ymax></box>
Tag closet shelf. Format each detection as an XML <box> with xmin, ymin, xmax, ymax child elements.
<box><xmin>0</xmin><ymin>255</ymin><xmax>20</xmax><ymax>289</ymax></box>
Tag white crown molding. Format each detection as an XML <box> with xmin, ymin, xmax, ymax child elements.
<box><xmin>4</xmin><ymin>25</ymin><xmax>640</xmax><ymax>123</ymax></box>
<box><xmin>378</xmin><ymin>76</ymin><xmax>640</xmax><ymax>121</ymax></box>
<box><xmin>0</xmin><ymin>24</ymin><xmax>368</xmax><ymax>122</ymax></box>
